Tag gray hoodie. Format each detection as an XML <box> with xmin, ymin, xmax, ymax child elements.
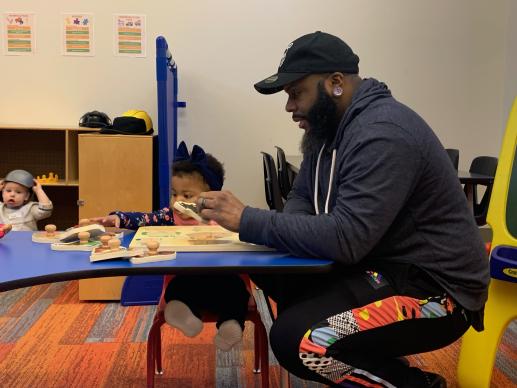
<box><xmin>241</xmin><ymin>78</ymin><xmax>489</xmax><ymax>312</ymax></box>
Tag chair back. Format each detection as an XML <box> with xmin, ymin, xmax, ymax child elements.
<box><xmin>487</xmin><ymin>99</ymin><xmax>517</xmax><ymax>251</ymax></box>
<box><xmin>275</xmin><ymin>146</ymin><xmax>295</xmax><ymax>200</ymax></box>
<box><xmin>467</xmin><ymin>155</ymin><xmax>498</xmax><ymax>225</ymax></box>
<box><xmin>261</xmin><ymin>152</ymin><xmax>284</xmax><ymax>211</ymax></box>
<box><xmin>445</xmin><ymin>148</ymin><xmax>459</xmax><ymax>170</ymax></box>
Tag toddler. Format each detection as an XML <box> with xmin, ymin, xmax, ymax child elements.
<box><xmin>0</xmin><ymin>169</ymin><xmax>53</xmax><ymax>231</ymax></box>
<box><xmin>90</xmin><ymin>142</ymin><xmax>250</xmax><ymax>351</ymax></box>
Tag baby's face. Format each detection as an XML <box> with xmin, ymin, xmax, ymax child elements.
<box><xmin>2</xmin><ymin>182</ymin><xmax>30</xmax><ymax>208</ymax></box>
<box><xmin>171</xmin><ymin>173</ymin><xmax>210</xmax><ymax>220</ymax></box>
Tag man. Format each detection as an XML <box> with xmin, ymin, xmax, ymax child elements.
<box><xmin>198</xmin><ymin>31</ymin><xmax>489</xmax><ymax>387</ymax></box>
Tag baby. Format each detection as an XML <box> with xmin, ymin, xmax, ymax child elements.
<box><xmin>90</xmin><ymin>142</ymin><xmax>250</xmax><ymax>351</ymax></box>
<box><xmin>0</xmin><ymin>169</ymin><xmax>53</xmax><ymax>231</ymax></box>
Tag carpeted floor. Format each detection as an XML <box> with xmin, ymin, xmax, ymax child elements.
<box><xmin>0</xmin><ymin>280</ymin><xmax>515</xmax><ymax>387</ymax></box>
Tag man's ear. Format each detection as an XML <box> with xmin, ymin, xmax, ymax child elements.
<box><xmin>327</xmin><ymin>72</ymin><xmax>346</xmax><ymax>98</ymax></box>
<box><xmin>329</xmin><ymin>72</ymin><xmax>346</xmax><ymax>88</ymax></box>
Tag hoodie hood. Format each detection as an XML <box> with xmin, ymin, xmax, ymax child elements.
<box><xmin>310</xmin><ymin>78</ymin><xmax>393</xmax><ymax>214</ymax></box>
<box><xmin>329</xmin><ymin>78</ymin><xmax>392</xmax><ymax>150</ymax></box>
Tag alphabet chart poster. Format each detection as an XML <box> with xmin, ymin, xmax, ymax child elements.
<box><xmin>62</xmin><ymin>13</ymin><xmax>94</xmax><ymax>56</ymax></box>
<box><xmin>3</xmin><ymin>13</ymin><xmax>35</xmax><ymax>55</ymax></box>
<box><xmin>113</xmin><ymin>14</ymin><xmax>146</xmax><ymax>57</ymax></box>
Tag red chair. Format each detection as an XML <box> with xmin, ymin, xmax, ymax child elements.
<box><xmin>146</xmin><ymin>274</ymin><xmax>269</xmax><ymax>388</ymax></box>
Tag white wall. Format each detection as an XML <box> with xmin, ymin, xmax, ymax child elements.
<box><xmin>0</xmin><ymin>0</ymin><xmax>511</xmax><ymax>208</ymax></box>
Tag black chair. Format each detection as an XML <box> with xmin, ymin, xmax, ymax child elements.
<box><xmin>275</xmin><ymin>146</ymin><xmax>295</xmax><ymax>200</ymax></box>
<box><xmin>466</xmin><ymin>156</ymin><xmax>498</xmax><ymax>226</ymax></box>
<box><xmin>261</xmin><ymin>152</ymin><xmax>284</xmax><ymax>211</ymax></box>
<box><xmin>445</xmin><ymin>148</ymin><xmax>459</xmax><ymax>170</ymax></box>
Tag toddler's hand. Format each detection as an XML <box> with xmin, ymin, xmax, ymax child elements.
<box><xmin>0</xmin><ymin>179</ymin><xmax>4</xmax><ymax>191</ymax></box>
<box><xmin>88</xmin><ymin>215</ymin><xmax>120</xmax><ymax>228</ymax></box>
<box><xmin>32</xmin><ymin>179</ymin><xmax>43</xmax><ymax>193</ymax></box>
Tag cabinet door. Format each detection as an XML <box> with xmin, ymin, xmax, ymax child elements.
<box><xmin>78</xmin><ymin>134</ymin><xmax>153</xmax><ymax>218</ymax></box>
<box><xmin>78</xmin><ymin>134</ymin><xmax>153</xmax><ymax>300</ymax></box>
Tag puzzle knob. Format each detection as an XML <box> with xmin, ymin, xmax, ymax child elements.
<box><xmin>78</xmin><ymin>218</ymin><xmax>90</xmax><ymax>227</ymax></box>
<box><xmin>146</xmin><ymin>240</ymin><xmax>160</xmax><ymax>255</ymax></box>
<box><xmin>100</xmin><ymin>235</ymin><xmax>111</xmax><ymax>247</ymax></box>
<box><xmin>108</xmin><ymin>238</ymin><xmax>121</xmax><ymax>250</ymax></box>
<box><xmin>78</xmin><ymin>231</ymin><xmax>90</xmax><ymax>244</ymax></box>
<box><xmin>45</xmin><ymin>224</ymin><xmax>57</xmax><ymax>236</ymax></box>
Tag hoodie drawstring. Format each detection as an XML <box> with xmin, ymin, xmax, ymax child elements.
<box><xmin>314</xmin><ymin>144</ymin><xmax>337</xmax><ymax>215</ymax></box>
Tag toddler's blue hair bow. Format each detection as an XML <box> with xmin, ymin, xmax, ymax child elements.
<box><xmin>173</xmin><ymin>141</ymin><xmax>223</xmax><ymax>190</ymax></box>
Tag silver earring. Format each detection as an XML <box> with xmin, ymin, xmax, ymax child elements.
<box><xmin>333</xmin><ymin>87</ymin><xmax>343</xmax><ymax>97</ymax></box>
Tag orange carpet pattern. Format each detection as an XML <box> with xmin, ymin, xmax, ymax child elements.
<box><xmin>0</xmin><ymin>281</ymin><xmax>515</xmax><ymax>387</ymax></box>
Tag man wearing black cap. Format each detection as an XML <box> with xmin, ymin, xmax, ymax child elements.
<box><xmin>198</xmin><ymin>31</ymin><xmax>488</xmax><ymax>387</ymax></box>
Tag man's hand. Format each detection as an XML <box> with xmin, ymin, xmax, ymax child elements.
<box><xmin>87</xmin><ymin>215</ymin><xmax>121</xmax><ymax>228</ymax></box>
<box><xmin>197</xmin><ymin>190</ymin><xmax>245</xmax><ymax>232</ymax></box>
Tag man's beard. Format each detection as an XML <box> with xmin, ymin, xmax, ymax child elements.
<box><xmin>300</xmin><ymin>82</ymin><xmax>341</xmax><ymax>155</ymax></box>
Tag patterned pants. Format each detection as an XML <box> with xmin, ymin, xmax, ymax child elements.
<box><xmin>252</xmin><ymin>264</ymin><xmax>471</xmax><ymax>387</ymax></box>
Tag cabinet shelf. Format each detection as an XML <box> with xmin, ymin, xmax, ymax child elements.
<box><xmin>0</xmin><ymin>126</ymin><xmax>99</xmax><ymax>228</ymax></box>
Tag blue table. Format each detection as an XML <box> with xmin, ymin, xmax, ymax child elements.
<box><xmin>0</xmin><ymin>231</ymin><xmax>333</xmax><ymax>292</ymax></box>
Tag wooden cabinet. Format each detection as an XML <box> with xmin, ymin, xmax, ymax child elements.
<box><xmin>77</xmin><ymin>133</ymin><xmax>155</xmax><ymax>300</ymax></box>
<box><xmin>0</xmin><ymin>126</ymin><xmax>98</xmax><ymax>229</ymax></box>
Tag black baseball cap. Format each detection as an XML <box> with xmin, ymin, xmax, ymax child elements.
<box><xmin>100</xmin><ymin>116</ymin><xmax>153</xmax><ymax>135</ymax></box>
<box><xmin>254</xmin><ymin>31</ymin><xmax>360</xmax><ymax>95</ymax></box>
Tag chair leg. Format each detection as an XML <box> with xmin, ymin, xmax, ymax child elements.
<box><xmin>253</xmin><ymin>321</ymin><xmax>261</xmax><ymax>373</ymax></box>
<box><xmin>155</xmin><ymin>325</ymin><xmax>164</xmax><ymax>375</ymax></box>
<box><xmin>256</xmin><ymin>319</ymin><xmax>269</xmax><ymax>388</ymax></box>
<box><xmin>280</xmin><ymin>368</ymin><xmax>290</xmax><ymax>388</ymax></box>
<box><xmin>146</xmin><ymin>329</ymin><xmax>155</xmax><ymax>388</ymax></box>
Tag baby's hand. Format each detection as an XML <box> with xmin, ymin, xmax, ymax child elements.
<box><xmin>0</xmin><ymin>179</ymin><xmax>4</xmax><ymax>191</ymax></box>
<box><xmin>32</xmin><ymin>179</ymin><xmax>43</xmax><ymax>193</ymax></box>
<box><xmin>88</xmin><ymin>215</ymin><xmax>120</xmax><ymax>228</ymax></box>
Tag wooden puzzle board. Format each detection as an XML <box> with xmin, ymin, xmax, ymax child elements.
<box><xmin>129</xmin><ymin>225</ymin><xmax>274</xmax><ymax>252</ymax></box>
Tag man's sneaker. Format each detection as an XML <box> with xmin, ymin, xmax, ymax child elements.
<box><xmin>423</xmin><ymin>372</ymin><xmax>447</xmax><ymax>387</ymax></box>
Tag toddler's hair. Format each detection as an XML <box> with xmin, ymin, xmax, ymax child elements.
<box><xmin>172</xmin><ymin>153</ymin><xmax>225</xmax><ymax>190</ymax></box>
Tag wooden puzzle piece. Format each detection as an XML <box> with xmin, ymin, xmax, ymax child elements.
<box><xmin>51</xmin><ymin>231</ymin><xmax>102</xmax><ymax>251</ymax></box>
<box><xmin>89</xmin><ymin>236</ymin><xmax>144</xmax><ymax>262</ymax></box>
<box><xmin>173</xmin><ymin>201</ymin><xmax>204</xmax><ymax>223</ymax></box>
<box><xmin>59</xmin><ymin>219</ymin><xmax>106</xmax><ymax>243</ymax></box>
<box><xmin>32</xmin><ymin>224</ymin><xmax>62</xmax><ymax>243</ymax></box>
<box><xmin>130</xmin><ymin>239</ymin><xmax>176</xmax><ymax>264</ymax></box>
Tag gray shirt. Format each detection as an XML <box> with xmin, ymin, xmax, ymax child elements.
<box><xmin>0</xmin><ymin>201</ymin><xmax>53</xmax><ymax>231</ymax></box>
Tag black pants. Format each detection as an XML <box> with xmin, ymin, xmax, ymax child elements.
<box><xmin>164</xmin><ymin>274</ymin><xmax>250</xmax><ymax>329</ymax></box>
<box><xmin>252</xmin><ymin>263</ymin><xmax>471</xmax><ymax>387</ymax></box>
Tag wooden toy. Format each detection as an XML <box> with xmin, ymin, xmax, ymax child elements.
<box><xmin>129</xmin><ymin>225</ymin><xmax>274</xmax><ymax>252</ymax></box>
<box><xmin>36</xmin><ymin>172</ymin><xmax>59</xmax><ymax>184</ymax></box>
<box><xmin>173</xmin><ymin>201</ymin><xmax>204</xmax><ymax>223</ymax></box>
<box><xmin>59</xmin><ymin>221</ymin><xmax>106</xmax><ymax>243</ymax></box>
<box><xmin>51</xmin><ymin>231</ymin><xmax>103</xmax><ymax>251</ymax></box>
<box><xmin>0</xmin><ymin>224</ymin><xmax>12</xmax><ymax>239</ymax></box>
<box><xmin>130</xmin><ymin>239</ymin><xmax>176</xmax><ymax>264</ymax></box>
<box><xmin>89</xmin><ymin>237</ymin><xmax>144</xmax><ymax>263</ymax></box>
<box><xmin>32</xmin><ymin>224</ymin><xmax>62</xmax><ymax>243</ymax></box>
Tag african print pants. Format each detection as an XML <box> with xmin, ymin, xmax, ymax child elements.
<box><xmin>252</xmin><ymin>265</ymin><xmax>471</xmax><ymax>387</ymax></box>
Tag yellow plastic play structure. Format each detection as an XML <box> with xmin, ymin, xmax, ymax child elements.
<box><xmin>457</xmin><ymin>97</ymin><xmax>517</xmax><ymax>387</ymax></box>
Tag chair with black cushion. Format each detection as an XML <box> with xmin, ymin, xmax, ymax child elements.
<box><xmin>445</xmin><ymin>148</ymin><xmax>459</xmax><ymax>170</ymax></box>
<box><xmin>275</xmin><ymin>146</ymin><xmax>295</xmax><ymax>200</ymax></box>
<box><xmin>261</xmin><ymin>152</ymin><xmax>284</xmax><ymax>211</ymax></box>
<box><xmin>465</xmin><ymin>156</ymin><xmax>498</xmax><ymax>225</ymax></box>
